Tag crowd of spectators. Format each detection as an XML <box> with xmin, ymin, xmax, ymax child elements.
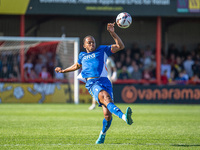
<box><xmin>112</xmin><ymin>43</ymin><xmax>200</xmax><ymax>85</ymax></box>
<box><xmin>0</xmin><ymin>51</ymin><xmax>56</xmax><ymax>81</ymax></box>
<box><xmin>23</xmin><ymin>51</ymin><xmax>56</xmax><ymax>80</ymax></box>
<box><xmin>0</xmin><ymin>43</ymin><xmax>200</xmax><ymax>85</ymax></box>
<box><xmin>0</xmin><ymin>53</ymin><xmax>20</xmax><ymax>80</ymax></box>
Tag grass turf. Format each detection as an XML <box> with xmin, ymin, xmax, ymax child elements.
<box><xmin>0</xmin><ymin>104</ymin><xmax>200</xmax><ymax>150</ymax></box>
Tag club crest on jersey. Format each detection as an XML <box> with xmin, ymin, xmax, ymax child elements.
<box><xmin>83</xmin><ymin>53</ymin><xmax>96</xmax><ymax>60</ymax></box>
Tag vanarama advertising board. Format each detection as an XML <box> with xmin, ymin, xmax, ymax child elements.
<box><xmin>113</xmin><ymin>85</ymin><xmax>200</xmax><ymax>104</ymax></box>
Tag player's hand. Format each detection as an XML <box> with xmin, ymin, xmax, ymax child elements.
<box><xmin>107</xmin><ymin>23</ymin><xmax>115</xmax><ymax>33</ymax></box>
<box><xmin>55</xmin><ymin>67</ymin><xmax>62</xmax><ymax>73</ymax></box>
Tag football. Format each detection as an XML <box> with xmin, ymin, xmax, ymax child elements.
<box><xmin>116</xmin><ymin>12</ymin><xmax>132</xmax><ymax>29</ymax></box>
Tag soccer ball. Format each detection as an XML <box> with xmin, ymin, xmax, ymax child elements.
<box><xmin>116</xmin><ymin>12</ymin><xmax>132</xmax><ymax>29</ymax></box>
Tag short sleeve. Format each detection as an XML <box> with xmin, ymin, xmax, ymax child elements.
<box><xmin>77</xmin><ymin>52</ymin><xmax>86</xmax><ymax>65</ymax></box>
<box><xmin>99</xmin><ymin>45</ymin><xmax>113</xmax><ymax>57</ymax></box>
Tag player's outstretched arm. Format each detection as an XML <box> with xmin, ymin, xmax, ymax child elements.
<box><xmin>107</xmin><ymin>23</ymin><xmax>125</xmax><ymax>53</ymax></box>
<box><xmin>55</xmin><ymin>62</ymin><xmax>81</xmax><ymax>73</ymax></box>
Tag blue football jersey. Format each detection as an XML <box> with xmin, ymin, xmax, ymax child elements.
<box><xmin>77</xmin><ymin>45</ymin><xmax>113</xmax><ymax>82</ymax></box>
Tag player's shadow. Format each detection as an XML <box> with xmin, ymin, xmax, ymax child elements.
<box><xmin>171</xmin><ymin>144</ymin><xmax>200</xmax><ymax>147</ymax></box>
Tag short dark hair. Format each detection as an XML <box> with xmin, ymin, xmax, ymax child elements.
<box><xmin>83</xmin><ymin>35</ymin><xmax>95</xmax><ymax>44</ymax></box>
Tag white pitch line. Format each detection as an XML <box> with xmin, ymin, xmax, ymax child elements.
<box><xmin>1</xmin><ymin>143</ymin><xmax>198</xmax><ymax>147</ymax></box>
<box><xmin>0</xmin><ymin>143</ymin><xmax>170</xmax><ymax>146</ymax></box>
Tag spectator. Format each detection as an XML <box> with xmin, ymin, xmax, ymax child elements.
<box><xmin>116</xmin><ymin>61</ymin><xmax>122</xmax><ymax>71</ymax></box>
<box><xmin>190</xmin><ymin>73</ymin><xmax>200</xmax><ymax>85</ymax></box>
<box><xmin>38</xmin><ymin>53</ymin><xmax>48</xmax><ymax>65</ymax></box>
<box><xmin>24</xmin><ymin>67</ymin><xmax>29</xmax><ymax>80</ymax></box>
<box><xmin>35</xmin><ymin>58</ymin><xmax>44</xmax><ymax>75</ymax></box>
<box><xmin>183</xmin><ymin>54</ymin><xmax>194</xmax><ymax>78</ymax></box>
<box><xmin>149</xmin><ymin>56</ymin><xmax>156</xmax><ymax>78</ymax></box>
<box><xmin>172</xmin><ymin>56</ymin><xmax>184</xmax><ymax>79</ymax></box>
<box><xmin>39</xmin><ymin>66</ymin><xmax>52</xmax><ymax>79</ymax></box>
<box><xmin>6</xmin><ymin>54</ymin><xmax>13</xmax><ymax>72</ymax></box>
<box><xmin>168</xmin><ymin>71</ymin><xmax>176</xmax><ymax>85</ymax></box>
<box><xmin>161</xmin><ymin>70</ymin><xmax>168</xmax><ymax>85</ymax></box>
<box><xmin>181</xmin><ymin>70</ymin><xmax>189</xmax><ymax>81</ymax></box>
<box><xmin>47</xmin><ymin>51</ymin><xmax>53</xmax><ymax>60</ymax></box>
<box><xmin>47</xmin><ymin>57</ymin><xmax>55</xmax><ymax>77</ymax></box>
<box><xmin>118</xmin><ymin>66</ymin><xmax>129</xmax><ymax>79</ymax></box>
<box><xmin>142</xmin><ymin>55</ymin><xmax>152</xmax><ymax>70</ymax></box>
<box><xmin>125</xmin><ymin>48</ymin><xmax>133</xmax><ymax>58</ymax></box>
<box><xmin>150</xmin><ymin>55</ymin><xmax>156</xmax><ymax>68</ymax></box>
<box><xmin>28</xmin><ymin>51</ymin><xmax>37</xmax><ymax>66</ymax></box>
<box><xmin>13</xmin><ymin>55</ymin><xmax>20</xmax><ymax>68</ymax></box>
<box><xmin>168</xmin><ymin>53</ymin><xmax>176</xmax><ymax>66</ymax></box>
<box><xmin>192</xmin><ymin>58</ymin><xmax>200</xmax><ymax>78</ymax></box>
<box><xmin>29</xmin><ymin>68</ymin><xmax>38</xmax><ymax>79</ymax></box>
<box><xmin>127</xmin><ymin>60</ymin><xmax>136</xmax><ymax>75</ymax></box>
<box><xmin>138</xmin><ymin>63</ymin><xmax>144</xmax><ymax>72</ymax></box>
<box><xmin>119</xmin><ymin>53</ymin><xmax>126</xmax><ymax>66</ymax></box>
<box><xmin>131</xmin><ymin>65</ymin><xmax>142</xmax><ymax>80</ymax></box>
<box><xmin>24</xmin><ymin>58</ymin><xmax>33</xmax><ymax>74</ymax></box>
<box><xmin>0</xmin><ymin>65</ymin><xmax>9</xmax><ymax>79</ymax></box>
<box><xmin>125</xmin><ymin>56</ymin><xmax>132</xmax><ymax>68</ymax></box>
<box><xmin>133</xmin><ymin>53</ymin><xmax>141</xmax><ymax>66</ymax></box>
<box><xmin>161</xmin><ymin>58</ymin><xmax>171</xmax><ymax>79</ymax></box>
<box><xmin>142</xmin><ymin>68</ymin><xmax>152</xmax><ymax>80</ymax></box>
<box><xmin>1</xmin><ymin>55</ymin><xmax>8</xmax><ymax>68</ymax></box>
<box><xmin>9</xmin><ymin>65</ymin><xmax>20</xmax><ymax>79</ymax></box>
<box><xmin>175</xmin><ymin>70</ymin><xmax>189</xmax><ymax>84</ymax></box>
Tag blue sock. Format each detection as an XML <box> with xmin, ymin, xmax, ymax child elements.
<box><xmin>102</xmin><ymin>117</ymin><xmax>112</xmax><ymax>134</ymax></box>
<box><xmin>107</xmin><ymin>102</ymin><xmax>123</xmax><ymax>119</ymax></box>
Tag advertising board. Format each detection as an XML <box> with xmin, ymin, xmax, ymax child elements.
<box><xmin>0</xmin><ymin>0</ymin><xmax>199</xmax><ymax>16</ymax></box>
<box><xmin>114</xmin><ymin>84</ymin><xmax>200</xmax><ymax>104</ymax></box>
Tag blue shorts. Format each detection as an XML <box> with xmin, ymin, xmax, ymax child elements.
<box><xmin>85</xmin><ymin>77</ymin><xmax>113</xmax><ymax>106</ymax></box>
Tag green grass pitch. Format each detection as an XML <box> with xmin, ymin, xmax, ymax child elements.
<box><xmin>0</xmin><ymin>104</ymin><xmax>200</xmax><ymax>150</ymax></box>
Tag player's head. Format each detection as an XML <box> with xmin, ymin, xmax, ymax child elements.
<box><xmin>83</xmin><ymin>35</ymin><xmax>96</xmax><ymax>53</ymax></box>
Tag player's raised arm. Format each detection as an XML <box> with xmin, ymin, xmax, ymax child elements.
<box><xmin>55</xmin><ymin>62</ymin><xmax>81</xmax><ymax>73</ymax></box>
<box><xmin>107</xmin><ymin>23</ymin><xmax>125</xmax><ymax>53</ymax></box>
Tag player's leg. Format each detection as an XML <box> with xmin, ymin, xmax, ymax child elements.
<box><xmin>98</xmin><ymin>90</ymin><xmax>133</xmax><ymax>125</ymax></box>
<box><xmin>86</xmin><ymin>78</ymin><xmax>133</xmax><ymax>125</ymax></box>
<box><xmin>96</xmin><ymin>105</ymin><xmax>112</xmax><ymax>144</ymax></box>
<box><xmin>88</xmin><ymin>97</ymin><xmax>96</xmax><ymax>110</ymax></box>
<box><xmin>102</xmin><ymin>105</ymin><xmax>112</xmax><ymax>133</ymax></box>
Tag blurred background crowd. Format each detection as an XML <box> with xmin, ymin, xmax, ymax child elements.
<box><xmin>113</xmin><ymin>43</ymin><xmax>200</xmax><ymax>85</ymax></box>
<box><xmin>0</xmin><ymin>51</ymin><xmax>55</xmax><ymax>81</ymax></box>
<box><xmin>1</xmin><ymin>42</ymin><xmax>199</xmax><ymax>85</ymax></box>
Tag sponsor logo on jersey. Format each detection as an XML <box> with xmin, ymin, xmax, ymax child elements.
<box><xmin>83</xmin><ymin>53</ymin><xmax>95</xmax><ymax>60</ymax></box>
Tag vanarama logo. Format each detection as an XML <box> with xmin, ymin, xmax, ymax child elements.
<box><xmin>121</xmin><ymin>86</ymin><xmax>137</xmax><ymax>103</ymax></box>
<box><xmin>121</xmin><ymin>86</ymin><xmax>200</xmax><ymax>103</ymax></box>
